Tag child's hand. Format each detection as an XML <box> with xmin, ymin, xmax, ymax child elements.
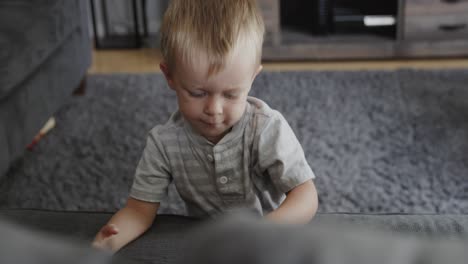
<box><xmin>91</xmin><ymin>224</ymin><xmax>119</xmax><ymax>251</ymax></box>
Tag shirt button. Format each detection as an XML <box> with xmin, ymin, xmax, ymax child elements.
<box><xmin>219</xmin><ymin>176</ymin><xmax>228</xmax><ymax>184</ymax></box>
<box><xmin>207</xmin><ymin>154</ymin><xmax>214</xmax><ymax>162</ymax></box>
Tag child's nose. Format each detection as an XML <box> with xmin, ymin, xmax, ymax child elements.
<box><xmin>204</xmin><ymin>97</ymin><xmax>223</xmax><ymax>116</ymax></box>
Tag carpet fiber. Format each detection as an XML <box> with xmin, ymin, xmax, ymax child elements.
<box><xmin>1</xmin><ymin>69</ymin><xmax>468</xmax><ymax>214</ymax></box>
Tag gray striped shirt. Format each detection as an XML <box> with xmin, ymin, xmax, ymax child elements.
<box><xmin>130</xmin><ymin>97</ymin><xmax>315</xmax><ymax>217</ymax></box>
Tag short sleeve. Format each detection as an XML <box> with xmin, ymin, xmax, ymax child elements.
<box><xmin>257</xmin><ymin>111</ymin><xmax>315</xmax><ymax>193</ymax></box>
<box><xmin>129</xmin><ymin>127</ymin><xmax>172</xmax><ymax>202</ymax></box>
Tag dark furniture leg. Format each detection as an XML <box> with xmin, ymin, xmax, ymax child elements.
<box><xmin>73</xmin><ymin>76</ymin><xmax>87</xmax><ymax>96</ymax></box>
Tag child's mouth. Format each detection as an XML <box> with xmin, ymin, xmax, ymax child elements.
<box><xmin>202</xmin><ymin>120</ymin><xmax>222</xmax><ymax>127</ymax></box>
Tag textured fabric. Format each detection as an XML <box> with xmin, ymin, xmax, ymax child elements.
<box><xmin>1</xmin><ymin>210</ymin><xmax>468</xmax><ymax>264</ymax></box>
<box><xmin>0</xmin><ymin>0</ymin><xmax>81</xmax><ymax>99</ymax></box>
<box><xmin>2</xmin><ymin>210</ymin><xmax>468</xmax><ymax>240</ymax></box>
<box><xmin>0</xmin><ymin>218</ymin><xmax>112</xmax><ymax>264</ymax></box>
<box><xmin>1</xmin><ymin>70</ymin><xmax>468</xmax><ymax>215</ymax></box>
<box><xmin>130</xmin><ymin>96</ymin><xmax>315</xmax><ymax>217</ymax></box>
<box><xmin>181</xmin><ymin>214</ymin><xmax>468</xmax><ymax>264</ymax></box>
<box><xmin>0</xmin><ymin>0</ymin><xmax>91</xmax><ymax>177</ymax></box>
<box><xmin>0</xmin><ymin>210</ymin><xmax>199</xmax><ymax>264</ymax></box>
<box><xmin>316</xmin><ymin>213</ymin><xmax>468</xmax><ymax>238</ymax></box>
<box><xmin>0</xmin><ymin>27</ymin><xmax>91</xmax><ymax>178</ymax></box>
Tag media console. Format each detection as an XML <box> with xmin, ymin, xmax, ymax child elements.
<box><xmin>259</xmin><ymin>0</ymin><xmax>468</xmax><ymax>60</ymax></box>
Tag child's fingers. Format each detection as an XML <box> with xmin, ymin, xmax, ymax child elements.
<box><xmin>92</xmin><ymin>224</ymin><xmax>118</xmax><ymax>250</ymax></box>
<box><xmin>91</xmin><ymin>240</ymin><xmax>104</xmax><ymax>249</ymax></box>
<box><xmin>91</xmin><ymin>239</ymin><xmax>112</xmax><ymax>251</ymax></box>
<box><xmin>101</xmin><ymin>224</ymin><xmax>119</xmax><ymax>237</ymax></box>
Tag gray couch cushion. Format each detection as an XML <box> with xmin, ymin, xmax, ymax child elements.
<box><xmin>0</xmin><ymin>0</ymin><xmax>81</xmax><ymax>99</ymax></box>
<box><xmin>315</xmin><ymin>213</ymin><xmax>468</xmax><ymax>238</ymax></box>
<box><xmin>0</xmin><ymin>210</ymin><xmax>198</xmax><ymax>264</ymax></box>
<box><xmin>0</xmin><ymin>218</ymin><xmax>113</xmax><ymax>264</ymax></box>
<box><xmin>182</xmin><ymin>214</ymin><xmax>468</xmax><ymax>264</ymax></box>
<box><xmin>1</xmin><ymin>210</ymin><xmax>468</xmax><ymax>264</ymax></box>
<box><xmin>0</xmin><ymin>25</ymin><xmax>90</xmax><ymax>177</ymax></box>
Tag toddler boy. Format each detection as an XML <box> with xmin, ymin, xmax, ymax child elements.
<box><xmin>93</xmin><ymin>0</ymin><xmax>318</xmax><ymax>252</ymax></box>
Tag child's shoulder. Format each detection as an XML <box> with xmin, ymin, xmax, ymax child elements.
<box><xmin>247</xmin><ymin>96</ymin><xmax>286</xmax><ymax>128</ymax></box>
<box><xmin>247</xmin><ymin>97</ymin><xmax>298</xmax><ymax>147</ymax></box>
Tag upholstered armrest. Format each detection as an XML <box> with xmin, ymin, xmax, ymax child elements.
<box><xmin>1</xmin><ymin>210</ymin><xmax>468</xmax><ymax>264</ymax></box>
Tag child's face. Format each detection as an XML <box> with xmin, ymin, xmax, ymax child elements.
<box><xmin>161</xmin><ymin>46</ymin><xmax>262</xmax><ymax>144</ymax></box>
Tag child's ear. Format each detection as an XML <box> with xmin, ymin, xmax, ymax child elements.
<box><xmin>255</xmin><ymin>65</ymin><xmax>263</xmax><ymax>76</ymax></box>
<box><xmin>160</xmin><ymin>63</ymin><xmax>175</xmax><ymax>89</ymax></box>
<box><xmin>252</xmin><ymin>64</ymin><xmax>263</xmax><ymax>81</ymax></box>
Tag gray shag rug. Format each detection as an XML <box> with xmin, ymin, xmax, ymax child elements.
<box><xmin>1</xmin><ymin>69</ymin><xmax>468</xmax><ymax>215</ymax></box>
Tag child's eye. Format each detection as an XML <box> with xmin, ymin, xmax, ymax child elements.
<box><xmin>188</xmin><ymin>91</ymin><xmax>206</xmax><ymax>97</ymax></box>
<box><xmin>224</xmin><ymin>93</ymin><xmax>239</xmax><ymax>99</ymax></box>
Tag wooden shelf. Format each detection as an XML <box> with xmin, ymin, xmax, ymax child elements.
<box><xmin>260</xmin><ymin>0</ymin><xmax>468</xmax><ymax>61</ymax></box>
<box><xmin>280</xmin><ymin>28</ymin><xmax>395</xmax><ymax>45</ymax></box>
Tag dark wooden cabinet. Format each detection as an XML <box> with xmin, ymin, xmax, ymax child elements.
<box><xmin>259</xmin><ymin>0</ymin><xmax>468</xmax><ymax>60</ymax></box>
<box><xmin>403</xmin><ymin>0</ymin><xmax>468</xmax><ymax>40</ymax></box>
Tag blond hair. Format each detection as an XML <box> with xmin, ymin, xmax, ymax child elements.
<box><xmin>160</xmin><ymin>0</ymin><xmax>265</xmax><ymax>76</ymax></box>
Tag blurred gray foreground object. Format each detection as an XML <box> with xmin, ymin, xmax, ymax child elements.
<box><xmin>2</xmin><ymin>210</ymin><xmax>468</xmax><ymax>264</ymax></box>
<box><xmin>181</xmin><ymin>213</ymin><xmax>468</xmax><ymax>264</ymax></box>
<box><xmin>0</xmin><ymin>218</ymin><xmax>113</xmax><ymax>264</ymax></box>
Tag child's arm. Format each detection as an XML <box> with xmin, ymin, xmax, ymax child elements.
<box><xmin>265</xmin><ymin>180</ymin><xmax>318</xmax><ymax>224</ymax></box>
<box><xmin>92</xmin><ymin>197</ymin><xmax>159</xmax><ymax>252</ymax></box>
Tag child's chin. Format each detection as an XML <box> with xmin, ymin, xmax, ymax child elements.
<box><xmin>202</xmin><ymin>131</ymin><xmax>223</xmax><ymax>139</ymax></box>
<box><xmin>202</xmin><ymin>129</ymin><xmax>228</xmax><ymax>141</ymax></box>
